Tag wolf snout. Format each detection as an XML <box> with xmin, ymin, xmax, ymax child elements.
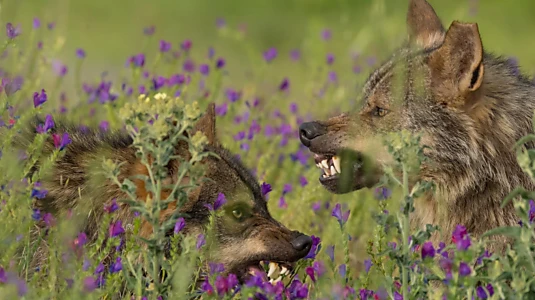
<box><xmin>290</xmin><ymin>233</ymin><xmax>313</xmax><ymax>254</ymax></box>
<box><xmin>299</xmin><ymin>121</ymin><xmax>327</xmax><ymax>147</ymax></box>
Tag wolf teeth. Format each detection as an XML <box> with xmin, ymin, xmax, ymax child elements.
<box><xmin>332</xmin><ymin>156</ymin><xmax>341</xmax><ymax>173</ymax></box>
<box><xmin>321</xmin><ymin>159</ymin><xmax>329</xmax><ymax>169</ymax></box>
<box><xmin>267</xmin><ymin>262</ymin><xmax>277</xmax><ymax>278</ymax></box>
<box><xmin>280</xmin><ymin>266</ymin><xmax>289</xmax><ymax>275</ymax></box>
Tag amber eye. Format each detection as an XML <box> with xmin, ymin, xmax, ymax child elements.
<box><xmin>373</xmin><ymin>107</ymin><xmax>388</xmax><ymax>117</ymax></box>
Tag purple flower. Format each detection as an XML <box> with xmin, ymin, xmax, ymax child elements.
<box><xmin>226</xmin><ymin>88</ymin><xmax>241</xmax><ymax>102</ymax></box>
<box><xmin>261</xmin><ymin>182</ymin><xmax>272</xmax><ymax>197</ymax></box>
<box><xmin>278</xmin><ymin>197</ymin><xmax>287</xmax><ymax>208</ymax></box>
<box><xmin>353</xmin><ymin>65</ymin><xmax>362</xmax><ymax>74</ymax></box>
<box><xmin>199</xmin><ymin>64</ymin><xmax>210</xmax><ymax>76</ymax></box>
<box><xmin>173</xmin><ymin>217</ymin><xmax>186</xmax><ymax>234</ymax></box>
<box><xmin>104</xmin><ymin>198</ymin><xmax>118</xmax><ymax>213</ymax></box>
<box><xmin>263</xmin><ymin>47</ymin><xmax>277</xmax><ymax>63</ymax></box>
<box><xmin>196</xmin><ymin>234</ymin><xmax>206</xmax><ymax>249</ymax></box>
<box><xmin>305</xmin><ymin>266</ymin><xmax>316</xmax><ymax>282</ymax></box>
<box><xmin>208</xmin><ymin>47</ymin><xmax>215</xmax><ymax>59</ymax></box>
<box><xmin>328</xmin><ymin>71</ymin><xmax>338</xmax><ymax>82</ymax></box>
<box><xmin>129</xmin><ymin>53</ymin><xmax>145</xmax><ymax>67</ymax></box>
<box><xmin>421</xmin><ymin>241</ymin><xmax>436</xmax><ymax>259</ymax></box>
<box><xmin>215</xmin><ymin>102</ymin><xmax>228</xmax><ymax>116</ymax></box>
<box><xmin>364</xmin><ymin>259</ymin><xmax>372</xmax><ymax>273</ymax></box>
<box><xmin>109</xmin><ymin>220</ymin><xmax>125</xmax><ymax>237</ymax></box>
<box><xmin>279</xmin><ymin>77</ymin><xmax>289</xmax><ymax>91</ymax></box>
<box><xmin>143</xmin><ymin>26</ymin><xmax>155</xmax><ymax>36</ymax></box>
<box><xmin>529</xmin><ymin>199</ymin><xmax>535</xmax><ymax>223</ymax></box>
<box><xmin>99</xmin><ymin>121</ymin><xmax>109</xmax><ymax>132</ymax></box>
<box><xmin>304</xmin><ymin>235</ymin><xmax>321</xmax><ymax>259</ymax></box>
<box><xmin>52</xmin><ymin>60</ymin><xmax>68</xmax><ymax>76</ymax></box>
<box><xmin>73</xmin><ymin>232</ymin><xmax>87</xmax><ymax>248</ymax></box>
<box><xmin>83</xmin><ymin>276</ymin><xmax>97</xmax><ymax>292</ymax></box>
<box><xmin>289</xmin><ymin>103</ymin><xmax>298</xmax><ymax>114</ymax></box>
<box><xmin>282</xmin><ymin>184</ymin><xmax>292</xmax><ymax>195</ymax></box>
<box><xmin>159</xmin><ymin>40</ymin><xmax>172</xmax><ymax>52</ymax></box>
<box><xmin>288</xmin><ymin>279</ymin><xmax>308</xmax><ymax>299</ymax></box>
<box><xmin>214</xmin><ymin>193</ymin><xmax>226</xmax><ymax>210</ymax></box>
<box><xmin>216</xmin><ymin>57</ymin><xmax>226</xmax><ymax>69</ymax></box>
<box><xmin>326</xmin><ymin>245</ymin><xmax>335</xmax><ymax>262</ymax></box>
<box><xmin>338</xmin><ymin>264</ymin><xmax>347</xmax><ymax>278</ymax></box>
<box><xmin>299</xmin><ymin>176</ymin><xmax>308</xmax><ymax>187</ymax></box>
<box><xmin>33</xmin><ymin>89</ymin><xmax>47</xmax><ymax>108</ymax></box>
<box><xmin>2</xmin><ymin>76</ymin><xmax>24</xmax><ymax>96</ymax></box>
<box><xmin>234</xmin><ymin>131</ymin><xmax>246</xmax><ymax>141</ymax></box>
<box><xmin>33</xmin><ymin>18</ymin><xmax>41</xmax><ymax>29</ymax></box>
<box><xmin>32</xmin><ymin>209</ymin><xmax>41</xmax><ymax>221</ymax></box>
<box><xmin>152</xmin><ymin>76</ymin><xmax>167</xmax><ymax>90</ymax></box>
<box><xmin>181</xmin><ymin>39</ymin><xmax>192</xmax><ymax>51</ymax></box>
<box><xmin>459</xmin><ymin>262</ymin><xmax>471</xmax><ymax>276</ymax></box>
<box><xmin>290</xmin><ymin>49</ymin><xmax>301</xmax><ymax>61</ymax></box>
<box><xmin>43</xmin><ymin>213</ymin><xmax>55</xmax><ymax>227</ymax></box>
<box><xmin>331</xmin><ymin>203</ymin><xmax>350</xmax><ymax>228</ymax></box>
<box><xmin>452</xmin><ymin>225</ymin><xmax>471</xmax><ymax>250</ymax></box>
<box><xmin>183</xmin><ymin>59</ymin><xmax>195</xmax><ymax>72</ymax></box>
<box><xmin>36</xmin><ymin>115</ymin><xmax>55</xmax><ymax>134</ymax></box>
<box><xmin>321</xmin><ymin>29</ymin><xmax>332</xmax><ymax>41</ymax></box>
<box><xmin>31</xmin><ymin>183</ymin><xmax>48</xmax><ymax>199</ymax></box>
<box><xmin>109</xmin><ymin>257</ymin><xmax>122</xmax><ymax>273</ymax></box>
<box><xmin>201</xmin><ymin>280</ymin><xmax>214</xmax><ymax>295</ymax></box>
<box><xmin>374</xmin><ymin>187</ymin><xmax>392</xmax><ymax>200</ymax></box>
<box><xmin>240</xmin><ymin>143</ymin><xmax>250</xmax><ymax>152</ymax></box>
<box><xmin>6</xmin><ymin>23</ymin><xmax>21</xmax><ymax>39</ymax></box>
<box><xmin>360</xmin><ymin>289</ymin><xmax>374</xmax><ymax>300</ymax></box>
<box><xmin>52</xmin><ymin>132</ymin><xmax>72</xmax><ymax>150</ymax></box>
<box><xmin>216</xmin><ymin>18</ymin><xmax>226</xmax><ymax>28</ymax></box>
<box><xmin>326</xmin><ymin>53</ymin><xmax>335</xmax><ymax>65</ymax></box>
<box><xmin>476</xmin><ymin>284</ymin><xmax>494</xmax><ymax>299</ymax></box>
<box><xmin>47</xmin><ymin>22</ymin><xmax>55</xmax><ymax>30</ymax></box>
<box><xmin>394</xmin><ymin>291</ymin><xmax>403</xmax><ymax>300</ymax></box>
<box><xmin>76</xmin><ymin>48</ymin><xmax>86</xmax><ymax>59</ymax></box>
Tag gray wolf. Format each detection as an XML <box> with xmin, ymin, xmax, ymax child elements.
<box><xmin>298</xmin><ymin>0</ymin><xmax>535</xmax><ymax>251</ymax></box>
<box><xmin>11</xmin><ymin>102</ymin><xmax>312</xmax><ymax>283</ymax></box>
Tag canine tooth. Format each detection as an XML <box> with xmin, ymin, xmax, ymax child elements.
<box><xmin>324</xmin><ymin>167</ymin><xmax>331</xmax><ymax>176</ymax></box>
<box><xmin>333</xmin><ymin>156</ymin><xmax>341</xmax><ymax>173</ymax></box>
<box><xmin>267</xmin><ymin>262</ymin><xmax>278</xmax><ymax>278</ymax></box>
<box><xmin>280</xmin><ymin>266</ymin><xmax>289</xmax><ymax>275</ymax></box>
<box><xmin>316</xmin><ymin>163</ymin><xmax>322</xmax><ymax>169</ymax></box>
<box><xmin>330</xmin><ymin>165</ymin><xmax>337</xmax><ymax>175</ymax></box>
<box><xmin>321</xmin><ymin>159</ymin><xmax>329</xmax><ymax>169</ymax></box>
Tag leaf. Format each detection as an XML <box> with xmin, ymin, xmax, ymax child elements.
<box><xmin>481</xmin><ymin>226</ymin><xmax>522</xmax><ymax>239</ymax></box>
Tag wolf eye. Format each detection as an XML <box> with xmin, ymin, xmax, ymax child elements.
<box><xmin>232</xmin><ymin>209</ymin><xmax>243</xmax><ymax>220</ymax></box>
<box><xmin>372</xmin><ymin>107</ymin><xmax>388</xmax><ymax>117</ymax></box>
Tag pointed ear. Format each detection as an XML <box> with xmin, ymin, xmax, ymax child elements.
<box><xmin>428</xmin><ymin>21</ymin><xmax>484</xmax><ymax>99</ymax></box>
<box><xmin>407</xmin><ymin>0</ymin><xmax>445</xmax><ymax>48</ymax></box>
<box><xmin>192</xmin><ymin>102</ymin><xmax>217</xmax><ymax>145</ymax></box>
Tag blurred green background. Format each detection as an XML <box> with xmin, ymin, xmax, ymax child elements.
<box><xmin>1</xmin><ymin>0</ymin><xmax>535</xmax><ymax>78</ymax></box>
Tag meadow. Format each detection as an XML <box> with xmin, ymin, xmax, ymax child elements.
<box><xmin>1</xmin><ymin>0</ymin><xmax>535</xmax><ymax>299</ymax></box>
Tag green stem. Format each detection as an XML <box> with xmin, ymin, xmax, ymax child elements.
<box><xmin>401</xmin><ymin>164</ymin><xmax>410</xmax><ymax>300</ymax></box>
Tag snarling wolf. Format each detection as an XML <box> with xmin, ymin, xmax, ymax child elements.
<box><xmin>13</xmin><ymin>103</ymin><xmax>312</xmax><ymax>283</ymax></box>
<box><xmin>299</xmin><ymin>0</ymin><xmax>535</xmax><ymax>251</ymax></box>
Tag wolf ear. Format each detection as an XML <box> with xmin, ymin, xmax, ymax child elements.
<box><xmin>406</xmin><ymin>0</ymin><xmax>445</xmax><ymax>48</ymax></box>
<box><xmin>428</xmin><ymin>21</ymin><xmax>485</xmax><ymax>96</ymax></box>
<box><xmin>192</xmin><ymin>102</ymin><xmax>217</xmax><ymax>145</ymax></box>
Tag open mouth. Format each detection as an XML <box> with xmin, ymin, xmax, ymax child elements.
<box><xmin>242</xmin><ymin>261</ymin><xmax>294</xmax><ymax>283</ymax></box>
<box><xmin>314</xmin><ymin>153</ymin><xmax>342</xmax><ymax>181</ymax></box>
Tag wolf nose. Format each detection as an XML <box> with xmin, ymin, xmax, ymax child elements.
<box><xmin>299</xmin><ymin>122</ymin><xmax>326</xmax><ymax>147</ymax></box>
<box><xmin>291</xmin><ymin>234</ymin><xmax>313</xmax><ymax>253</ymax></box>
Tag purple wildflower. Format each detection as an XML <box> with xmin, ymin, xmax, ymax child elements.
<box><xmin>216</xmin><ymin>57</ymin><xmax>226</xmax><ymax>69</ymax></box>
<box><xmin>52</xmin><ymin>60</ymin><xmax>68</xmax><ymax>76</ymax></box>
<box><xmin>288</xmin><ymin>279</ymin><xmax>308</xmax><ymax>299</ymax></box>
<box><xmin>32</xmin><ymin>209</ymin><xmax>41</xmax><ymax>221</ymax></box>
<box><xmin>289</xmin><ymin>102</ymin><xmax>298</xmax><ymax>114</ymax></box>
<box><xmin>199</xmin><ymin>64</ymin><xmax>210</xmax><ymax>76</ymax></box>
<box><xmin>47</xmin><ymin>22</ymin><xmax>55</xmax><ymax>30</ymax></box>
<box><xmin>452</xmin><ymin>224</ymin><xmax>471</xmax><ymax>250</ymax></box>
<box><xmin>279</xmin><ymin>77</ymin><xmax>289</xmax><ymax>91</ymax></box>
<box><xmin>226</xmin><ymin>88</ymin><xmax>241</xmax><ymax>102</ymax></box>
<box><xmin>159</xmin><ymin>40</ymin><xmax>172</xmax><ymax>52</ymax></box>
<box><xmin>183</xmin><ymin>59</ymin><xmax>195</xmax><ymax>72</ymax></box>
<box><xmin>33</xmin><ymin>18</ymin><xmax>41</xmax><ymax>29</ymax></box>
<box><xmin>282</xmin><ymin>184</ymin><xmax>292</xmax><ymax>195</ymax></box>
<box><xmin>214</xmin><ymin>193</ymin><xmax>227</xmax><ymax>210</ymax></box>
<box><xmin>109</xmin><ymin>220</ymin><xmax>125</xmax><ymax>237</ymax></box>
<box><xmin>476</xmin><ymin>284</ymin><xmax>494</xmax><ymax>299</ymax></box>
<box><xmin>331</xmin><ymin>203</ymin><xmax>350</xmax><ymax>228</ymax></box>
<box><xmin>328</xmin><ymin>71</ymin><xmax>338</xmax><ymax>82</ymax></box>
<box><xmin>33</xmin><ymin>89</ymin><xmax>47</xmax><ymax>107</ymax></box>
<box><xmin>83</xmin><ymin>276</ymin><xmax>97</xmax><ymax>292</ymax></box>
<box><xmin>36</xmin><ymin>115</ymin><xmax>54</xmax><ymax>134</ymax></box>
<box><xmin>299</xmin><ymin>176</ymin><xmax>308</xmax><ymax>187</ymax></box>
<box><xmin>374</xmin><ymin>187</ymin><xmax>392</xmax><ymax>200</ymax></box>
<box><xmin>152</xmin><ymin>76</ymin><xmax>167</xmax><ymax>90</ymax></box>
<box><xmin>129</xmin><ymin>53</ymin><xmax>145</xmax><ymax>67</ymax></box>
<box><xmin>326</xmin><ymin>245</ymin><xmax>335</xmax><ymax>262</ymax></box>
<box><xmin>338</xmin><ymin>264</ymin><xmax>347</xmax><ymax>278</ymax></box>
<box><xmin>364</xmin><ymin>259</ymin><xmax>372</xmax><ymax>273</ymax></box>
<box><xmin>290</xmin><ymin>49</ymin><xmax>301</xmax><ymax>61</ymax></box>
<box><xmin>76</xmin><ymin>48</ymin><xmax>86</xmax><ymax>59</ymax></box>
<box><xmin>181</xmin><ymin>39</ymin><xmax>192</xmax><ymax>51</ymax></box>
<box><xmin>216</xmin><ymin>18</ymin><xmax>226</xmax><ymax>28</ymax></box>
<box><xmin>99</xmin><ymin>121</ymin><xmax>109</xmax><ymax>132</ymax></box>
<box><xmin>73</xmin><ymin>232</ymin><xmax>87</xmax><ymax>248</ymax></box>
<box><xmin>43</xmin><ymin>213</ymin><xmax>55</xmax><ymax>227</ymax></box>
<box><xmin>6</xmin><ymin>23</ymin><xmax>20</xmax><ymax>39</ymax></box>
<box><xmin>109</xmin><ymin>257</ymin><xmax>122</xmax><ymax>273</ymax></box>
<box><xmin>104</xmin><ymin>198</ymin><xmax>118</xmax><ymax>213</ymax></box>
<box><xmin>529</xmin><ymin>199</ymin><xmax>535</xmax><ymax>223</ymax></box>
<box><xmin>261</xmin><ymin>182</ymin><xmax>272</xmax><ymax>197</ymax></box>
<box><xmin>304</xmin><ymin>235</ymin><xmax>321</xmax><ymax>259</ymax></box>
<box><xmin>52</xmin><ymin>132</ymin><xmax>72</xmax><ymax>150</ymax></box>
<box><xmin>201</xmin><ymin>280</ymin><xmax>214</xmax><ymax>295</ymax></box>
<box><xmin>2</xmin><ymin>76</ymin><xmax>24</xmax><ymax>96</ymax></box>
<box><xmin>263</xmin><ymin>48</ymin><xmax>277</xmax><ymax>63</ymax></box>
<box><xmin>353</xmin><ymin>65</ymin><xmax>362</xmax><ymax>74</ymax></box>
<box><xmin>459</xmin><ymin>262</ymin><xmax>471</xmax><ymax>276</ymax></box>
<box><xmin>326</xmin><ymin>53</ymin><xmax>334</xmax><ymax>65</ymax></box>
<box><xmin>196</xmin><ymin>234</ymin><xmax>206</xmax><ymax>249</ymax></box>
<box><xmin>321</xmin><ymin>29</ymin><xmax>332</xmax><ymax>40</ymax></box>
<box><xmin>421</xmin><ymin>241</ymin><xmax>436</xmax><ymax>259</ymax></box>
<box><xmin>208</xmin><ymin>47</ymin><xmax>215</xmax><ymax>59</ymax></box>
<box><xmin>278</xmin><ymin>197</ymin><xmax>287</xmax><ymax>208</ymax></box>
<box><xmin>174</xmin><ymin>217</ymin><xmax>186</xmax><ymax>234</ymax></box>
<box><xmin>215</xmin><ymin>102</ymin><xmax>228</xmax><ymax>116</ymax></box>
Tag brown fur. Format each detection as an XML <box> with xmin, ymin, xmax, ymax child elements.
<box><xmin>299</xmin><ymin>0</ymin><xmax>535</xmax><ymax>253</ymax></box>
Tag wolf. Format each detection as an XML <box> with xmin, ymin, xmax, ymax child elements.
<box><xmin>299</xmin><ymin>0</ymin><xmax>535</xmax><ymax>252</ymax></box>
<box><xmin>11</xmin><ymin>102</ymin><xmax>312</xmax><ymax>284</ymax></box>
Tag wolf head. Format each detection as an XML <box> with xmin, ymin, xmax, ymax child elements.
<box><xmin>176</xmin><ymin>104</ymin><xmax>313</xmax><ymax>282</ymax></box>
<box><xmin>299</xmin><ymin>0</ymin><xmax>535</xmax><ymax>197</ymax></box>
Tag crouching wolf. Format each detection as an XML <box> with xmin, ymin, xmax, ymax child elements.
<box><xmin>13</xmin><ymin>102</ymin><xmax>312</xmax><ymax>286</ymax></box>
<box><xmin>299</xmin><ymin>0</ymin><xmax>535</xmax><ymax>252</ymax></box>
